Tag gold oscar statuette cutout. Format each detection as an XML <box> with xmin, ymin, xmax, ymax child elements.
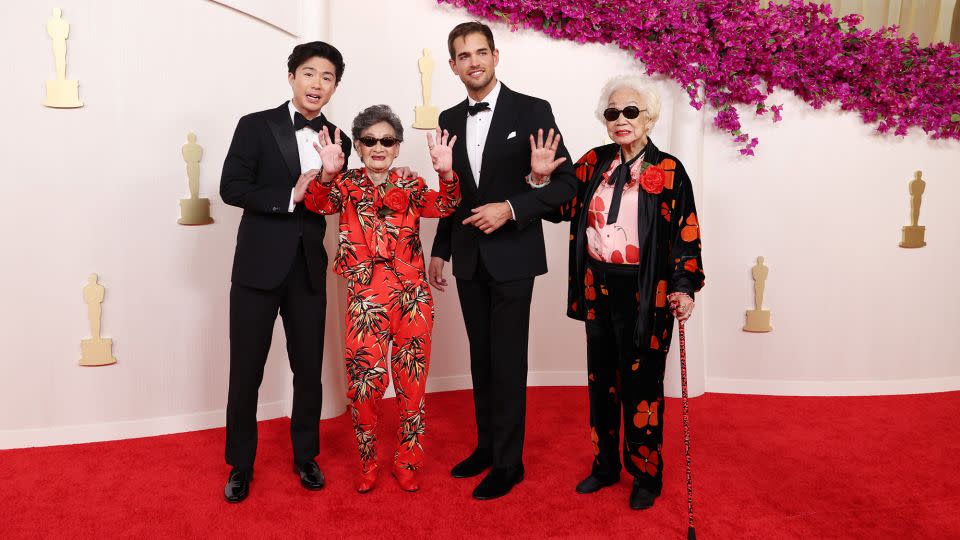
<box><xmin>80</xmin><ymin>274</ymin><xmax>117</xmax><ymax>366</ymax></box>
<box><xmin>743</xmin><ymin>256</ymin><xmax>772</xmax><ymax>333</ymax></box>
<box><xmin>899</xmin><ymin>170</ymin><xmax>926</xmax><ymax>248</ymax></box>
<box><xmin>178</xmin><ymin>132</ymin><xmax>214</xmax><ymax>225</ymax></box>
<box><xmin>43</xmin><ymin>8</ymin><xmax>83</xmax><ymax>108</ymax></box>
<box><xmin>412</xmin><ymin>49</ymin><xmax>439</xmax><ymax>129</ymax></box>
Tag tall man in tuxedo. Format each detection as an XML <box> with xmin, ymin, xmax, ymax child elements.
<box><xmin>219</xmin><ymin>42</ymin><xmax>351</xmax><ymax>503</ymax></box>
<box><xmin>428</xmin><ymin>22</ymin><xmax>577</xmax><ymax>500</ymax></box>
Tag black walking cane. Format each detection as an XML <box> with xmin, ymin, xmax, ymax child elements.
<box><xmin>678</xmin><ymin>320</ymin><xmax>697</xmax><ymax>540</ymax></box>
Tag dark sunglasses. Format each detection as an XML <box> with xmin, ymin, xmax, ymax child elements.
<box><xmin>358</xmin><ymin>136</ymin><xmax>401</xmax><ymax>148</ymax></box>
<box><xmin>603</xmin><ymin>106</ymin><xmax>645</xmax><ymax>122</ymax></box>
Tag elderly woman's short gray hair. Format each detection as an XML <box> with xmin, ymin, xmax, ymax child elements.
<box><xmin>352</xmin><ymin>104</ymin><xmax>404</xmax><ymax>142</ymax></box>
<box><xmin>594</xmin><ymin>75</ymin><xmax>661</xmax><ymax>125</ymax></box>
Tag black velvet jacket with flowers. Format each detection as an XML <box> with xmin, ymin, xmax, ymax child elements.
<box><xmin>549</xmin><ymin>139</ymin><xmax>705</xmax><ymax>352</ymax></box>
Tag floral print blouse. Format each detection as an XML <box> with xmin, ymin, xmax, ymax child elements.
<box><xmin>586</xmin><ymin>154</ymin><xmax>646</xmax><ymax>265</ymax></box>
<box><xmin>303</xmin><ymin>168</ymin><xmax>461</xmax><ymax>285</ymax></box>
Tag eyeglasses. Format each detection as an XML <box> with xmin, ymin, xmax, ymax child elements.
<box><xmin>358</xmin><ymin>136</ymin><xmax>401</xmax><ymax>148</ymax></box>
<box><xmin>603</xmin><ymin>106</ymin><xmax>646</xmax><ymax>122</ymax></box>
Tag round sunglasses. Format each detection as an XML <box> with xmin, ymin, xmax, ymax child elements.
<box><xmin>357</xmin><ymin>136</ymin><xmax>401</xmax><ymax>148</ymax></box>
<box><xmin>603</xmin><ymin>106</ymin><xmax>646</xmax><ymax>122</ymax></box>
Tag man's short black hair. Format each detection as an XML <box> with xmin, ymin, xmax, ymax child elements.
<box><xmin>287</xmin><ymin>41</ymin><xmax>345</xmax><ymax>84</ymax></box>
<box><xmin>447</xmin><ymin>21</ymin><xmax>495</xmax><ymax>59</ymax></box>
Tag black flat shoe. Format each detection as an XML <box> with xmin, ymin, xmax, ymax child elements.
<box><xmin>629</xmin><ymin>478</ymin><xmax>657</xmax><ymax>510</ymax></box>
<box><xmin>224</xmin><ymin>467</ymin><xmax>252</xmax><ymax>503</ymax></box>
<box><xmin>472</xmin><ymin>466</ymin><xmax>524</xmax><ymax>500</ymax></box>
<box><xmin>451</xmin><ymin>449</ymin><xmax>492</xmax><ymax>478</ymax></box>
<box><xmin>293</xmin><ymin>460</ymin><xmax>325</xmax><ymax>491</ymax></box>
<box><xmin>575</xmin><ymin>473</ymin><xmax>620</xmax><ymax>494</ymax></box>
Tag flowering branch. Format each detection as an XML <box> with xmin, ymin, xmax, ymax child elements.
<box><xmin>440</xmin><ymin>0</ymin><xmax>960</xmax><ymax>155</ymax></box>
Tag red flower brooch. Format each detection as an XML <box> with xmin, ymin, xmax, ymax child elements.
<box><xmin>383</xmin><ymin>187</ymin><xmax>409</xmax><ymax>212</ymax></box>
<box><xmin>639</xmin><ymin>165</ymin><xmax>665</xmax><ymax>194</ymax></box>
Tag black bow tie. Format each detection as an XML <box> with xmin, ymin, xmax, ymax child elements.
<box><xmin>467</xmin><ymin>102</ymin><xmax>490</xmax><ymax>116</ymax></box>
<box><xmin>293</xmin><ymin>111</ymin><xmax>325</xmax><ymax>132</ymax></box>
<box><xmin>605</xmin><ymin>151</ymin><xmax>644</xmax><ymax>225</ymax></box>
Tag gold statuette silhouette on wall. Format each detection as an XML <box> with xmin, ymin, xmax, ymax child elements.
<box><xmin>412</xmin><ymin>49</ymin><xmax>439</xmax><ymax>129</ymax></box>
<box><xmin>43</xmin><ymin>8</ymin><xmax>83</xmax><ymax>108</ymax></box>
<box><xmin>899</xmin><ymin>170</ymin><xmax>926</xmax><ymax>248</ymax></box>
<box><xmin>178</xmin><ymin>132</ymin><xmax>214</xmax><ymax>225</ymax></box>
<box><xmin>80</xmin><ymin>274</ymin><xmax>117</xmax><ymax>366</ymax></box>
<box><xmin>743</xmin><ymin>256</ymin><xmax>772</xmax><ymax>333</ymax></box>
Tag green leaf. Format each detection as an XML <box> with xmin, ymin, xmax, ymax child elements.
<box><xmin>767</xmin><ymin>38</ymin><xmax>776</xmax><ymax>44</ymax></box>
<box><xmin>951</xmin><ymin>113</ymin><xmax>960</xmax><ymax>123</ymax></box>
<box><xmin>543</xmin><ymin>18</ymin><xmax>551</xmax><ymax>30</ymax></box>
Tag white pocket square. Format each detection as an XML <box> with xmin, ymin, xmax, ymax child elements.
<box><xmin>506</xmin><ymin>131</ymin><xmax>517</xmax><ymax>139</ymax></box>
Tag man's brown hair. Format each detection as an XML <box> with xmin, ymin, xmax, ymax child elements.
<box><xmin>447</xmin><ymin>21</ymin><xmax>496</xmax><ymax>59</ymax></box>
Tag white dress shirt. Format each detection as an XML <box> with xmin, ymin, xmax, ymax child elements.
<box><xmin>465</xmin><ymin>81</ymin><xmax>501</xmax><ymax>187</ymax></box>
<box><xmin>464</xmin><ymin>82</ymin><xmax>550</xmax><ymax>221</ymax></box>
<box><xmin>287</xmin><ymin>101</ymin><xmax>324</xmax><ymax>212</ymax></box>
<box><xmin>465</xmin><ymin>82</ymin><xmax>522</xmax><ymax>219</ymax></box>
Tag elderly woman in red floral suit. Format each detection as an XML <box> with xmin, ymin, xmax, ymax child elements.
<box><xmin>542</xmin><ymin>76</ymin><xmax>705</xmax><ymax>510</ymax></box>
<box><xmin>293</xmin><ymin>105</ymin><xmax>460</xmax><ymax>493</ymax></box>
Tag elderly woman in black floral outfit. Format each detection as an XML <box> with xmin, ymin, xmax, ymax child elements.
<box><xmin>542</xmin><ymin>75</ymin><xmax>705</xmax><ymax>510</ymax></box>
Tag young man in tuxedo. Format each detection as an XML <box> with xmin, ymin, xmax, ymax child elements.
<box><xmin>428</xmin><ymin>22</ymin><xmax>577</xmax><ymax>500</ymax></box>
<box><xmin>219</xmin><ymin>42</ymin><xmax>352</xmax><ymax>503</ymax></box>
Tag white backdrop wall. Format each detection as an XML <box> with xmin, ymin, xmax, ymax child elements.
<box><xmin>701</xmin><ymin>95</ymin><xmax>960</xmax><ymax>395</ymax></box>
<box><xmin>1</xmin><ymin>0</ymin><xmax>957</xmax><ymax>449</ymax></box>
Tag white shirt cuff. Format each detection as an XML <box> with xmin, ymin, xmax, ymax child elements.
<box><xmin>288</xmin><ymin>189</ymin><xmax>296</xmax><ymax>213</ymax></box>
<box><xmin>506</xmin><ymin>200</ymin><xmax>516</xmax><ymax>220</ymax></box>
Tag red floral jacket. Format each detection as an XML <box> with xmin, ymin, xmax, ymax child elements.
<box><xmin>304</xmin><ymin>168</ymin><xmax>461</xmax><ymax>285</ymax></box>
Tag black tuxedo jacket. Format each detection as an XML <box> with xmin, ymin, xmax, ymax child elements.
<box><xmin>431</xmin><ymin>84</ymin><xmax>577</xmax><ymax>282</ymax></box>
<box><xmin>220</xmin><ymin>102</ymin><xmax>351</xmax><ymax>291</ymax></box>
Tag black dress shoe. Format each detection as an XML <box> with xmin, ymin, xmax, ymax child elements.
<box><xmin>575</xmin><ymin>473</ymin><xmax>620</xmax><ymax>494</ymax></box>
<box><xmin>472</xmin><ymin>465</ymin><xmax>524</xmax><ymax>500</ymax></box>
<box><xmin>629</xmin><ymin>478</ymin><xmax>657</xmax><ymax>510</ymax></box>
<box><xmin>293</xmin><ymin>460</ymin><xmax>325</xmax><ymax>491</ymax></box>
<box><xmin>224</xmin><ymin>467</ymin><xmax>252</xmax><ymax>503</ymax></box>
<box><xmin>451</xmin><ymin>449</ymin><xmax>492</xmax><ymax>478</ymax></box>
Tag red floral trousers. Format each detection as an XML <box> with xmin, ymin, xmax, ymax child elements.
<box><xmin>344</xmin><ymin>262</ymin><xmax>433</xmax><ymax>475</ymax></box>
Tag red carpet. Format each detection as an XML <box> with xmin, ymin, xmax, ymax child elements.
<box><xmin>3</xmin><ymin>387</ymin><xmax>959</xmax><ymax>538</ymax></box>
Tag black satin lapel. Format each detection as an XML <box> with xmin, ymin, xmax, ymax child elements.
<box><xmin>633</xmin><ymin>191</ymin><xmax>660</xmax><ymax>346</ymax></box>
<box><xmin>267</xmin><ymin>104</ymin><xmax>301</xmax><ymax>180</ymax></box>
<box><xmin>478</xmin><ymin>89</ymin><xmax>515</xmax><ymax>194</ymax></box>
<box><xmin>633</xmin><ymin>137</ymin><xmax>664</xmax><ymax>346</ymax></box>
<box><xmin>643</xmin><ymin>138</ymin><xmax>661</xmax><ymax>164</ymax></box>
<box><xmin>449</xmin><ymin>102</ymin><xmax>477</xmax><ymax>198</ymax></box>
